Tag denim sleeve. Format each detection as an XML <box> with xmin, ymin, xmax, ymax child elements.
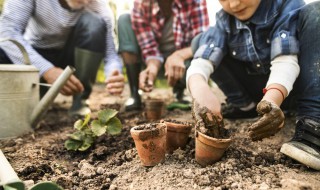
<box><xmin>193</xmin><ymin>17</ymin><xmax>227</xmax><ymax>69</ymax></box>
<box><xmin>270</xmin><ymin>9</ymin><xmax>301</xmax><ymax>60</ymax></box>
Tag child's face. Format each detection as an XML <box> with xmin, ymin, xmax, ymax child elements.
<box><xmin>66</xmin><ymin>0</ymin><xmax>92</xmax><ymax>10</ymax></box>
<box><xmin>219</xmin><ymin>0</ymin><xmax>261</xmax><ymax>21</ymax></box>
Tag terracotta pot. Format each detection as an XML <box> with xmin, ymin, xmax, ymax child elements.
<box><xmin>161</xmin><ymin>120</ymin><xmax>192</xmax><ymax>153</ymax></box>
<box><xmin>195</xmin><ymin>131</ymin><xmax>232</xmax><ymax>166</ymax></box>
<box><xmin>130</xmin><ymin>123</ymin><xmax>167</xmax><ymax>166</ymax></box>
<box><xmin>144</xmin><ymin>99</ymin><xmax>165</xmax><ymax>121</ymax></box>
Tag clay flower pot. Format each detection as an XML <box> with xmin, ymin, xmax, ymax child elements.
<box><xmin>161</xmin><ymin>119</ymin><xmax>192</xmax><ymax>153</ymax></box>
<box><xmin>130</xmin><ymin>123</ymin><xmax>167</xmax><ymax>166</ymax></box>
<box><xmin>144</xmin><ymin>99</ymin><xmax>165</xmax><ymax>121</ymax></box>
<box><xmin>195</xmin><ymin>131</ymin><xmax>232</xmax><ymax>166</ymax></box>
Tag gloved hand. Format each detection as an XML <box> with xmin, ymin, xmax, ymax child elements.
<box><xmin>248</xmin><ymin>100</ymin><xmax>285</xmax><ymax>141</ymax></box>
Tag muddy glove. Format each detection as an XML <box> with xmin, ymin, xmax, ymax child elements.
<box><xmin>248</xmin><ymin>100</ymin><xmax>284</xmax><ymax>141</ymax></box>
<box><xmin>192</xmin><ymin>100</ymin><xmax>224</xmax><ymax>138</ymax></box>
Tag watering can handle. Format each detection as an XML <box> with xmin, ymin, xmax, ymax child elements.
<box><xmin>0</xmin><ymin>38</ymin><xmax>31</xmax><ymax>65</ymax></box>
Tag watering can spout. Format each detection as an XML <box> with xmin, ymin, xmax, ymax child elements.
<box><xmin>30</xmin><ymin>66</ymin><xmax>75</xmax><ymax>127</ymax></box>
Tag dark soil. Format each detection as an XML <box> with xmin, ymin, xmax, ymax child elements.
<box><xmin>0</xmin><ymin>84</ymin><xmax>319</xmax><ymax>190</ymax></box>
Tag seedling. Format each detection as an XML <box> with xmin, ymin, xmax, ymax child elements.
<box><xmin>65</xmin><ymin>109</ymin><xmax>122</xmax><ymax>151</ymax></box>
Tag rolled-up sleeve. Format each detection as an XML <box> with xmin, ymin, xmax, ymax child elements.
<box><xmin>270</xmin><ymin>9</ymin><xmax>300</xmax><ymax>60</ymax></box>
<box><xmin>193</xmin><ymin>15</ymin><xmax>227</xmax><ymax>69</ymax></box>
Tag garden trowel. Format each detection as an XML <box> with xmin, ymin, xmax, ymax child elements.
<box><xmin>0</xmin><ymin>150</ymin><xmax>63</xmax><ymax>190</ymax></box>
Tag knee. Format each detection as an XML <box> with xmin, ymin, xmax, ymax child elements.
<box><xmin>118</xmin><ymin>13</ymin><xmax>131</xmax><ymax>33</ymax></box>
<box><xmin>299</xmin><ymin>2</ymin><xmax>320</xmax><ymax>22</ymax></box>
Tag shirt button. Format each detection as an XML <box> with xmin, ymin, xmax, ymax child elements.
<box><xmin>256</xmin><ymin>64</ymin><xmax>261</xmax><ymax>67</ymax></box>
<box><xmin>232</xmin><ymin>51</ymin><xmax>236</xmax><ymax>56</ymax></box>
<box><xmin>281</xmin><ymin>33</ymin><xmax>287</xmax><ymax>39</ymax></box>
<box><xmin>209</xmin><ymin>43</ymin><xmax>215</xmax><ymax>48</ymax></box>
<box><xmin>266</xmin><ymin>39</ymin><xmax>270</xmax><ymax>44</ymax></box>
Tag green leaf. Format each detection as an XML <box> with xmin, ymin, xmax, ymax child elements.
<box><xmin>98</xmin><ymin>109</ymin><xmax>118</xmax><ymax>124</ymax></box>
<box><xmin>64</xmin><ymin>139</ymin><xmax>82</xmax><ymax>151</ymax></box>
<box><xmin>74</xmin><ymin>114</ymin><xmax>91</xmax><ymax>131</ymax></box>
<box><xmin>78</xmin><ymin>136</ymin><xmax>95</xmax><ymax>151</ymax></box>
<box><xmin>83</xmin><ymin>114</ymin><xmax>91</xmax><ymax>126</ymax></box>
<box><xmin>106</xmin><ymin>117</ymin><xmax>122</xmax><ymax>135</ymax></box>
<box><xmin>91</xmin><ymin>120</ymin><xmax>106</xmax><ymax>136</ymax></box>
<box><xmin>74</xmin><ymin>119</ymin><xmax>83</xmax><ymax>130</ymax></box>
<box><xmin>69</xmin><ymin>131</ymin><xmax>85</xmax><ymax>141</ymax></box>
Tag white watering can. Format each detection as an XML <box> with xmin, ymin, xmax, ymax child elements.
<box><xmin>0</xmin><ymin>39</ymin><xmax>75</xmax><ymax>139</ymax></box>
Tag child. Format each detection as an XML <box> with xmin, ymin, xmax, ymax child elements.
<box><xmin>187</xmin><ymin>0</ymin><xmax>320</xmax><ymax>170</ymax></box>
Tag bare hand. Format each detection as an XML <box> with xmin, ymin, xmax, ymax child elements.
<box><xmin>248</xmin><ymin>100</ymin><xmax>285</xmax><ymax>141</ymax></box>
<box><xmin>164</xmin><ymin>53</ymin><xmax>185</xmax><ymax>86</ymax></box>
<box><xmin>139</xmin><ymin>61</ymin><xmax>160</xmax><ymax>92</ymax></box>
<box><xmin>189</xmin><ymin>75</ymin><xmax>221</xmax><ymax>114</ymax></box>
<box><xmin>105</xmin><ymin>70</ymin><xmax>125</xmax><ymax>95</ymax></box>
<box><xmin>192</xmin><ymin>100</ymin><xmax>224</xmax><ymax>137</ymax></box>
<box><xmin>43</xmin><ymin>67</ymin><xmax>84</xmax><ymax>96</ymax></box>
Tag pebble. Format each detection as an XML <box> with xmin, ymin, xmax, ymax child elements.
<box><xmin>96</xmin><ymin>167</ymin><xmax>105</xmax><ymax>175</ymax></box>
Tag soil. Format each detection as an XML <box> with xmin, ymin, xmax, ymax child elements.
<box><xmin>0</xmin><ymin>84</ymin><xmax>319</xmax><ymax>190</ymax></box>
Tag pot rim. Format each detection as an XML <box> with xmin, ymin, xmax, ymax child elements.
<box><xmin>195</xmin><ymin>131</ymin><xmax>232</xmax><ymax>148</ymax></box>
<box><xmin>161</xmin><ymin>121</ymin><xmax>192</xmax><ymax>133</ymax></box>
<box><xmin>130</xmin><ymin>123</ymin><xmax>167</xmax><ymax>140</ymax></box>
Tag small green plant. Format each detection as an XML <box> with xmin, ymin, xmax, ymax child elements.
<box><xmin>65</xmin><ymin>109</ymin><xmax>122</xmax><ymax>151</ymax></box>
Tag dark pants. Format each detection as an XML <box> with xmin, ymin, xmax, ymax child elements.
<box><xmin>0</xmin><ymin>12</ymin><xmax>106</xmax><ymax>98</ymax></box>
<box><xmin>191</xmin><ymin>2</ymin><xmax>320</xmax><ymax>122</ymax></box>
<box><xmin>117</xmin><ymin>13</ymin><xmax>190</xmax><ymax>94</ymax></box>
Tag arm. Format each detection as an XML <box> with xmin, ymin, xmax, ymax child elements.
<box><xmin>0</xmin><ymin>0</ymin><xmax>54</xmax><ymax>75</ymax></box>
<box><xmin>88</xmin><ymin>1</ymin><xmax>124</xmax><ymax>94</ymax></box>
<box><xmin>165</xmin><ymin>47</ymin><xmax>193</xmax><ymax>86</ymax></box>
<box><xmin>249</xmin><ymin>55</ymin><xmax>300</xmax><ymax>141</ymax></box>
<box><xmin>0</xmin><ymin>0</ymin><xmax>83</xmax><ymax>95</ymax></box>
<box><xmin>131</xmin><ymin>0</ymin><xmax>163</xmax><ymax>63</ymax></box>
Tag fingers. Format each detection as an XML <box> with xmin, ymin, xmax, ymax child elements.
<box><xmin>249</xmin><ymin>120</ymin><xmax>284</xmax><ymax>140</ymax></box>
<box><xmin>166</xmin><ymin>65</ymin><xmax>185</xmax><ymax>87</ymax></box>
<box><xmin>105</xmin><ymin>71</ymin><xmax>125</xmax><ymax>95</ymax></box>
<box><xmin>60</xmin><ymin>75</ymin><xmax>84</xmax><ymax>96</ymax></box>
<box><xmin>248</xmin><ymin>100</ymin><xmax>285</xmax><ymax>141</ymax></box>
<box><xmin>250</xmin><ymin>128</ymin><xmax>282</xmax><ymax>141</ymax></box>
<box><xmin>256</xmin><ymin>100</ymin><xmax>273</xmax><ymax>114</ymax></box>
<box><xmin>139</xmin><ymin>69</ymin><xmax>154</xmax><ymax>92</ymax></box>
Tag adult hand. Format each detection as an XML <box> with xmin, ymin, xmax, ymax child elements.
<box><xmin>248</xmin><ymin>100</ymin><xmax>285</xmax><ymax>141</ymax></box>
<box><xmin>43</xmin><ymin>67</ymin><xmax>84</xmax><ymax>96</ymax></box>
<box><xmin>139</xmin><ymin>60</ymin><xmax>161</xmax><ymax>92</ymax></box>
<box><xmin>164</xmin><ymin>52</ymin><xmax>185</xmax><ymax>86</ymax></box>
<box><xmin>105</xmin><ymin>70</ymin><xmax>125</xmax><ymax>95</ymax></box>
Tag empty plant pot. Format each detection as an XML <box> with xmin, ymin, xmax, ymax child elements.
<box><xmin>130</xmin><ymin>123</ymin><xmax>167</xmax><ymax>166</ymax></box>
<box><xmin>195</xmin><ymin>131</ymin><xmax>232</xmax><ymax>166</ymax></box>
<box><xmin>144</xmin><ymin>99</ymin><xmax>165</xmax><ymax>121</ymax></box>
<box><xmin>161</xmin><ymin>119</ymin><xmax>192</xmax><ymax>153</ymax></box>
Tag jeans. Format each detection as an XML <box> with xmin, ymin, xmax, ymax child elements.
<box><xmin>0</xmin><ymin>12</ymin><xmax>106</xmax><ymax>97</ymax></box>
<box><xmin>191</xmin><ymin>2</ymin><xmax>320</xmax><ymax>121</ymax></box>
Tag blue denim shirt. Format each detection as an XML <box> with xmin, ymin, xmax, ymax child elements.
<box><xmin>195</xmin><ymin>0</ymin><xmax>305</xmax><ymax>74</ymax></box>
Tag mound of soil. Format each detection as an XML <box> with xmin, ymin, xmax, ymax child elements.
<box><xmin>0</xmin><ymin>84</ymin><xmax>319</xmax><ymax>190</ymax></box>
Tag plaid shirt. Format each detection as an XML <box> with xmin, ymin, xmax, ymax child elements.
<box><xmin>131</xmin><ymin>0</ymin><xmax>209</xmax><ymax>62</ymax></box>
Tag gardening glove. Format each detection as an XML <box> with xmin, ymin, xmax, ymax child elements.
<box><xmin>248</xmin><ymin>100</ymin><xmax>285</xmax><ymax>141</ymax></box>
<box><xmin>192</xmin><ymin>100</ymin><xmax>224</xmax><ymax>138</ymax></box>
